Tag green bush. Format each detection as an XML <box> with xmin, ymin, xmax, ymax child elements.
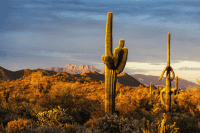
<box><xmin>36</xmin><ymin>106</ymin><xmax>77</xmax><ymax>129</ymax></box>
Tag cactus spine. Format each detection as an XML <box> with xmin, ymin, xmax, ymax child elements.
<box><xmin>158</xmin><ymin>32</ymin><xmax>175</xmax><ymax>113</ymax></box>
<box><xmin>102</xmin><ymin>12</ymin><xmax>128</xmax><ymax>116</ymax></box>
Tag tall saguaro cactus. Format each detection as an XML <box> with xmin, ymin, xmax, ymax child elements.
<box><xmin>158</xmin><ymin>32</ymin><xmax>175</xmax><ymax>113</ymax></box>
<box><xmin>102</xmin><ymin>12</ymin><xmax>128</xmax><ymax>116</ymax></box>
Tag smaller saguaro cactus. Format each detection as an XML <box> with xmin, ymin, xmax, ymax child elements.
<box><xmin>38</xmin><ymin>78</ymin><xmax>40</xmax><ymax>90</ymax></box>
<box><xmin>158</xmin><ymin>32</ymin><xmax>175</xmax><ymax>113</ymax></box>
<box><xmin>157</xmin><ymin>85</ymin><xmax>160</xmax><ymax>94</ymax></box>
<box><xmin>139</xmin><ymin>83</ymin><xmax>143</xmax><ymax>87</ymax></box>
<box><xmin>3</xmin><ymin>79</ymin><xmax>10</xmax><ymax>103</ymax></box>
<box><xmin>150</xmin><ymin>82</ymin><xmax>152</xmax><ymax>102</ymax></box>
<box><xmin>14</xmin><ymin>92</ymin><xmax>17</xmax><ymax>105</ymax></box>
<box><xmin>21</xmin><ymin>80</ymin><xmax>24</xmax><ymax>89</ymax></box>
<box><xmin>174</xmin><ymin>76</ymin><xmax>178</xmax><ymax>95</ymax></box>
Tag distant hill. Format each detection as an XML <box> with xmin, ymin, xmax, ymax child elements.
<box><xmin>0</xmin><ymin>66</ymin><xmax>57</xmax><ymax>82</ymax></box>
<box><xmin>71</xmin><ymin>71</ymin><xmax>143</xmax><ymax>87</ymax></box>
<box><xmin>1</xmin><ymin>64</ymin><xmax>200</xmax><ymax>91</ymax></box>
<box><xmin>130</xmin><ymin>74</ymin><xmax>200</xmax><ymax>92</ymax></box>
<box><xmin>0</xmin><ymin>66</ymin><xmax>144</xmax><ymax>87</ymax></box>
<box><xmin>97</xmin><ymin>69</ymin><xmax>200</xmax><ymax>91</ymax></box>
<box><xmin>0</xmin><ymin>66</ymin><xmax>24</xmax><ymax>81</ymax></box>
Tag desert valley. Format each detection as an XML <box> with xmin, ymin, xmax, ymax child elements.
<box><xmin>0</xmin><ymin>64</ymin><xmax>199</xmax><ymax>133</ymax></box>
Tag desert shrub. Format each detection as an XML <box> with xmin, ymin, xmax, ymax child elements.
<box><xmin>7</xmin><ymin>103</ymin><xmax>43</xmax><ymax>123</ymax></box>
<box><xmin>32</xmin><ymin>124</ymin><xmax>65</xmax><ymax>133</ymax></box>
<box><xmin>158</xmin><ymin>113</ymin><xmax>180</xmax><ymax>132</ymax></box>
<box><xmin>84</xmin><ymin>118</ymin><xmax>95</xmax><ymax>128</ymax></box>
<box><xmin>136</xmin><ymin>95</ymin><xmax>154</xmax><ymax>111</ymax></box>
<box><xmin>141</xmin><ymin>113</ymin><xmax>180</xmax><ymax>133</ymax></box>
<box><xmin>5</xmin><ymin>117</ymin><xmax>33</xmax><ymax>132</ymax></box>
<box><xmin>27</xmin><ymin>104</ymin><xmax>45</xmax><ymax>122</ymax></box>
<box><xmin>94</xmin><ymin>112</ymin><xmax>122</xmax><ymax>133</ymax></box>
<box><xmin>15</xmin><ymin>103</ymin><xmax>33</xmax><ymax>118</ymax></box>
<box><xmin>170</xmin><ymin>113</ymin><xmax>200</xmax><ymax>133</ymax></box>
<box><xmin>171</xmin><ymin>103</ymin><xmax>182</xmax><ymax>113</ymax></box>
<box><xmin>68</xmin><ymin>107</ymin><xmax>91</xmax><ymax>125</ymax></box>
<box><xmin>152</xmin><ymin>103</ymin><xmax>166</xmax><ymax>114</ymax></box>
<box><xmin>62</xmin><ymin>123</ymin><xmax>76</xmax><ymax>133</ymax></box>
<box><xmin>94</xmin><ymin>112</ymin><xmax>143</xmax><ymax>133</ymax></box>
<box><xmin>83</xmin><ymin>101</ymin><xmax>107</xmax><ymax>129</ymax></box>
<box><xmin>73</xmin><ymin>123</ymin><xmax>98</xmax><ymax>133</ymax></box>
<box><xmin>36</xmin><ymin>106</ymin><xmax>77</xmax><ymax>129</ymax></box>
<box><xmin>144</xmin><ymin>112</ymin><xmax>200</xmax><ymax>133</ymax></box>
<box><xmin>0</xmin><ymin>104</ymin><xmax>12</xmax><ymax>127</ymax></box>
<box><xmin>128</xmin><ymin>109</ymin><xmax>154</xmax><ymax>124</ymax></box>
<box><xmin>3</xmin><ymin>113</ymin><xmax>24</xmax><ymax>128</ymax></box>
<box><xmin>49</xmin><ymin>86</ymin><xmax>93</xmax><ymax>125</ymax></box>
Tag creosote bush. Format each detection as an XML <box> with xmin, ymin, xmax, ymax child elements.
<box><xmin>94</xmin><ymin>112</ymin><xmax>143</xmax><ymax>133</ymax></box>
<box><xmin>36</xmin><ymin>106</ymin><xmax>77</xmax><ymax>130</ymax></box>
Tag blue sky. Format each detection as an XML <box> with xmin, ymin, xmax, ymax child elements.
<box><xmin>1</xmin><ymin>0</ymin><xmax>200</xmax><ymax>84</ymax></box>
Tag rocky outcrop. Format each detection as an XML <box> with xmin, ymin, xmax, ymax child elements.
<box><xmin>45</xmin><ymin>64</ymin><xmax>101</xmax><ymax>74</ymax></box>
<box><xmin>45</xmin><ymin>67</ymin><xmax>63</xmax><ymax>72</ymax></box>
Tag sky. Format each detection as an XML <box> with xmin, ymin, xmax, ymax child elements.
<box><xmin>1</xmin><ymin>0</ymin><xmax>200</xmax><ymax>85</ymax></box>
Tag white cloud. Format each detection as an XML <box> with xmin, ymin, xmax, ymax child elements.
<box><xmin>126</xmin><ymin>60</ymin><xmax>200</xmax><ymax>71</ymax></box>
<box><xmin>172</xmin><ymin>60</ymin><xmax>200</xmax><ymax>69</ymax></box>
<box><xmin>124</xmin><ymin>60</ymin><xmax>200</xmax><ymax>84</ymax></box>
<box><xmin>126</xmin><ymin>61</ymin><xmax>166</xmax><ymax>70</ymax></box>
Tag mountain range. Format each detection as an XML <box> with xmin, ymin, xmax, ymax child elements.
<box><xmin>0</xmin><ymin>64</ymin><xmax>200</xmax><ymax>92</ymax></box>
<box><xmin>45</xmin><ymin>64</ymin><xmax>103</xmax><ymax>74</ymax></box>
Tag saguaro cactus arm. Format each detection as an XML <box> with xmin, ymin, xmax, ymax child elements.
<box><xmin>160</xmin><ymin>87</ymin><xmax>178</xmax><ymax>105</ymax></box>
<box><xmin>160</xmin><ymin>89</ymin><xmax>165</xmax><ymax>105</ymax></box>
<box><xmin>102</xmin><ymin>39</ymin><xmax>128</xmax><ymax>73</ymax></box>
<box><xmin>114</xmin><ymin>42</ymin><xmax>128</xmax><ymax>74</ymax></box>
<box><xmin>158</xmin><ymin>66</ymin><xmax>175</xmax><ymax>81</ymax></box>
<box><xmin>113</xmin><ymin>40</ymin><xmax>124</xmax><ymax>67</ymax></box>
<box><xmin>101</xmin><ymin>55</ymin><xmax>114</xmax><ymax>69</ymax></box>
